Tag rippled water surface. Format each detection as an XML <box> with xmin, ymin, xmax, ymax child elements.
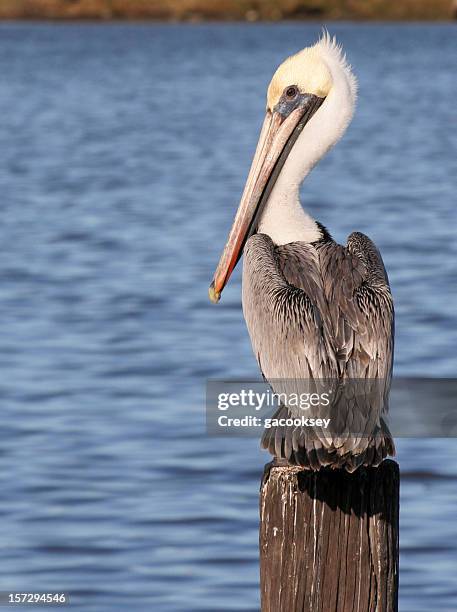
<box><xmin>0</xmin><ymin>22</ymin><xmax>456</xmax><ymax>611</ymax></box>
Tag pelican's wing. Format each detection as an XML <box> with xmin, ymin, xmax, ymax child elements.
<box><xmin>314</xmin><ymin>232</ymin><xmax>395</xmax><ymax>470</ymax></box>
<box><xmin>243</xmin><ymin>233</ymin><xmax>338</xmax><ymax>467</ymax></box>
<box><xmin>242</xmin><ymin>234</ymin><xmax>337</xmax><ymax>386</ymax></box>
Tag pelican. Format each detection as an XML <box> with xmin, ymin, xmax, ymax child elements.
<box><xmin>209</xmin><ymin>34</ymin><xmax>394</xmax><ymax>472</ymax></box>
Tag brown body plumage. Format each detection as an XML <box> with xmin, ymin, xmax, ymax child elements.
<box><xmin>242</xmin><ymin>230</ymin><xmax>395</xmax><ymax>472</ymax></box>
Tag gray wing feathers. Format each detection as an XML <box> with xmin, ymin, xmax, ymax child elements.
<box><xmin>242</xmin><ymin>236</ymin><xmax>333</xmax><ymax>385</ymax></box>
<box><xmin>242</xmin><ymin>232</ymin><xmax>395</xmax><ymax>472</ymax></box>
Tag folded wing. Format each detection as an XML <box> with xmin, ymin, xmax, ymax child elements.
<box><xmin>242</xmin><ymin>232</ymin><xmax>394</xmax><ymax>471</ymax></box>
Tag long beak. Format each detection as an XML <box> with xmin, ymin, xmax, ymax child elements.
<box><xmin>209</xmin><ymin>96</ymin><xmax>323</xmax><ymax>303</ymax></box>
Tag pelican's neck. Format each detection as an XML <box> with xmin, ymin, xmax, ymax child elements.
<box><xmin>258</xmin><ymin>42</ymin><xmax>356</xmax><ymax>246</ymax></box>
<box><xmin>258</xmin><ymin>186</ymin><xmax>320</xmax><ymax>244</ymax></box>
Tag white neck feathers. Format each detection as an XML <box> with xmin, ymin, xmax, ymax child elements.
<box><xmin>258</xmin><ymin>35</ymin><xmax>357</xmax><ymax>246</ymax></box>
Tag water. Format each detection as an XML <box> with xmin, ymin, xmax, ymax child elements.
<box><xmin>0</xmin><ymin>22</ymin><xmax>456</xmax><ymax>611</ymax></box>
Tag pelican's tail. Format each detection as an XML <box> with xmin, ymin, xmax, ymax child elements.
<box><xmin>261</xmin><ymin>404</ymin><xmax>395</xmax><ymax>473</ymax></box>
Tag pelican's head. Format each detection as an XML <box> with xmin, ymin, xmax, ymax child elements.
<box><xmin>267</xmin><ymin>44</ymin><xmax>333</xmax><ymax>111</ymax></box>
<box><xmin>209</xmin><ymin>34</ymin><xmax>357</xmax><ymax>303</ymax></box>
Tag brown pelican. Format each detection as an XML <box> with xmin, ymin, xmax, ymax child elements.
<box><xmin>209</xmin><ymin>34</ymin><xmax>394</xmax><ymax>472</ymax></box>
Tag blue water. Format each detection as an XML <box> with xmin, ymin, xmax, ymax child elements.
<box><xmin>0</xmin><ymin>22</ymin><xmax>456</xmax><ymax>611</ymax></box>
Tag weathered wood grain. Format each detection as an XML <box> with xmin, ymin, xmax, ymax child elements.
<box><xmin>260</xmin><ymin>460</ymin><xmax>399</xmax><ymax>612</ymax></box>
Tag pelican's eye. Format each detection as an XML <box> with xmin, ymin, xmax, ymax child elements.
<box><xmin>285</xmin><ymin>86</ymin><xmax>298</xmax><ymax>100</ymax></box>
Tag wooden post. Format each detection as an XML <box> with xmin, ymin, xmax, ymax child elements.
<box><xmin>260</xmin><ymin>460</ymin><xmax>399</xmax><ymax>612</ymax></box>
